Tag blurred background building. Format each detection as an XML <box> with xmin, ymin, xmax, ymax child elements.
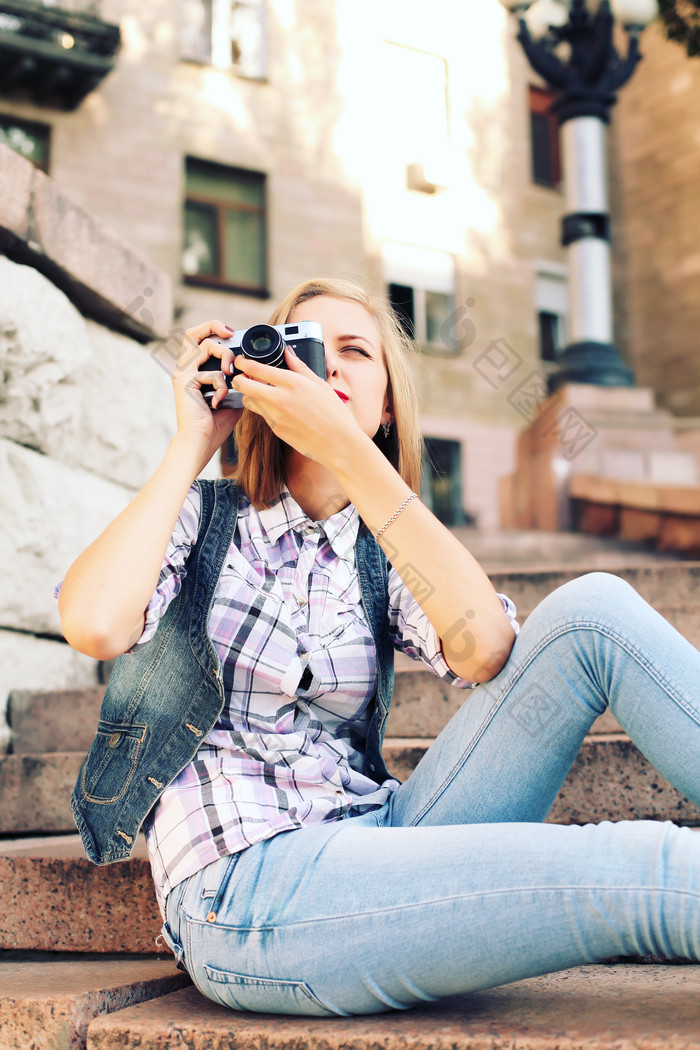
<box><xmin>0</xmin><ymin>0</ymin><xmax>698</xmax><ymax>533</ymax></box>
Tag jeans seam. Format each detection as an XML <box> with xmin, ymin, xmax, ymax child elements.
<box><xmin>184</xmin><ymin>884</ymin><xmax>700</xmax><ymax>932</ymax></box>
<box><xmin>409</xmin><ymin>618</ymin><xmax>700</xmax><ymax>827</ymax></box>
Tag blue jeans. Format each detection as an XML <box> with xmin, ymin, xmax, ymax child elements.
<box><xmin>161</xmin><ymin>573</ymin><xmax>700</xmax><ymax>1015</ymax></box>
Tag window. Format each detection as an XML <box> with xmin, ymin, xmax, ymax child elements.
<box><xmin>180</xmin><ymin>0</ymin><xmax>266</xmax><ymax>80</ymax></box>
<box><xmin>384</xmin><ymin>244</ymin><xmax>457</xmax><ymax>354</ymax></box>
<box><xmin>421</xmin><ymin>438</ymin><xmax>468</xmax><ymax>526</ymax></box>
<box><xmin>388</xmin><ymin>283</ymin><xmax>455</xmax><ymax>350</ymax></box>
<box><xmin>538</xmin><ymin>311</ymin><xmax>561</xmax><ymax>362</ymax></box>
<box><xmin>535</xmin><ymin>269</ymin><xmax>568</xmax><ymax>361</ymax></box>
<box><xmin>387</xmin><ymin>283</ymin><xmax>415</xmax><ymax>339</ymax></box>
<box><xmin>529</xmin><ymin>86</ymin><xmax>560</xmax><ymax>188</ymax></box>
<box><xmin>382</xmin><ymin>43</ymin><xmax>451</xmax><ymax>193</ymax></box>
<box><xmin>183</xmin><ymin>158</ymin><xmax>267</xmax><ymax>296</ymax></box>
<box><xmin>0</xmin><ymin>116</ymin><xmax>50</xmax><ymax>172</ymax></box>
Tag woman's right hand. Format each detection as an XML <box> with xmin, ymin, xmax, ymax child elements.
<box><xmin>172</xmin><ymin>320</ymin><xmax>243</xmax><ymax>460</ymax></box>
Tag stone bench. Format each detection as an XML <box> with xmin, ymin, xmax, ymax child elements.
<box><xmin>570</xmin><ymin>474</ymin><xmax>700</xmax><ymax>553</ymax></box>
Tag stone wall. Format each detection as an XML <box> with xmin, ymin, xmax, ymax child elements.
<box><xmin>613</xmin><ymin>22</ymin><xmax>700</xmax><ymax>417</ymax></box>
<box><xmin>0</xmin><ymin>144</ymin><xmax>177</xmax><ymax>749</ymax></box>
<box><xmin>0</xmin><ymin>0</ymin><xmax>574</xmax><ymax>527</ymax></box>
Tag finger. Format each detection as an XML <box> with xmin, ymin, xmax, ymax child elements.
<box><xmin>283</xmin><ymin>345</ymin><xmax>323</xmax><ymax>379</ymax></box>
<box><xmin>179</xmin><ymin>322</ymin><xmax>235</xmax><ymax>372</ymax></box>
<box><xmin>196</xmin><ymin>336</ymin><xmax>234</xmax><ymax>370</ymax></box>
<box><xmin>220</xmin><ymin>347</ymin><xmax>235</xmax><ymax>375</ymax></box>
<box><xmin>211</xmin><ymin>385</ymin><xmax>242</xmax><ymax>413</ymax></box>
<box><xmin>232</xmin><ymin>353</ymin><xmax>300</xmax><ymax>386</ymax></box>
<box><xmin>193</xmin><ymin>368</ymin><xmax>230</xmax><ymax>403</ymax></box>
<box><xmin>185</xmin><ymin>319</ymin><xmax>235</xmax><ymax>344</ymax></box>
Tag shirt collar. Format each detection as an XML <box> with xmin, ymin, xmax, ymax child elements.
<box><xmin>257</xmin><ymin>486</ymin><xmax>359</xmax><ymax>565</ymax></box>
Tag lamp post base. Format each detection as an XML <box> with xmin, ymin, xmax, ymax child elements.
<box><xmin>548</xmin><ymin>341</ymin><xmax>635</xmax><ymax>392</ymax></box>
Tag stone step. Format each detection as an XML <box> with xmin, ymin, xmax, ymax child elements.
<box><xmin>487</xmin><ymin>562</ymin><xmax>700</xmax><ymax>619</ymax></box>
<box><xmin>0</xmin><ymin>751</ymin><xmax>85</xmax><ymax>834</ymax></box>
<box><xmin>388</xmin><ymin>669</ymin><xmax>624</xmax><ymax>736</ymax></box>
<box><xmin>383</xmin><ymin>736</ymin><xmax>700</xmax><ymax>825</ymax></box>
<box><xmin>7</xmin><ymin>563</ymin><xmax>699</xmax><ymax>750</ymax></box>
<box><xmin>5</xmin><ymin>678</ymin><xmax>623</xmax><ymax>760</ymax></box>
<box><xmin>4</xmin><ymin>563</ymin><xmax>699</xmax><ymax>753</ymax></box>
<box><xmin>0</xmin><ymin>836</ymin><xmax>162</xmax><ymax>954</ymax></box>
<box><xmin>3</xmin><ymin>722</ymin><xmax>699</xmax><ymax>837</ymax></box>
<box><xmin>7</xmin><ymin>687</ymin><xmax>107</xmax><ymax>754</ymax></box>
<box><xmin>85</xmin><ymin>965</ymin><xmax>700</xmax><ymax>1050</ymax></box>
<box><xmin>3</xmin><ymin>731</ymin><xmax>700</xmax><ymax>959</ymax></box>
<box><xmin>0</xmin><ymin>955</ymin><xmax>190</xmax><ymax>1050</ymax></box>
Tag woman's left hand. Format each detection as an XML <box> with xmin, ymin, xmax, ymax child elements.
<box><xmin>231</xmin><ymin>347</ymin><xmax>363</xmax><ymax>468</ymax></box>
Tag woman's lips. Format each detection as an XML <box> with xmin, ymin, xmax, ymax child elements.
<box><xmin>334</xmin><ymin>389</ymin><xmax>349</xmax><ymax>402</ymax></box>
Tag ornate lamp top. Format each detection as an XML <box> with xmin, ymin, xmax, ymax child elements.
<box><xmin>501</xmin><ymin>0</ymin><xmax>659</xmax><ymax>123</ymax></box>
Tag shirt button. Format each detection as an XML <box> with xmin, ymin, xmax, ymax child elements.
<box><xmin>296</xmin><ymin>596</ymin><xmax>307</xmax><ymax>607</ymax></box>
<box><xmin>304</xmin><ymin>524</ymin><xmax>316</xmax><ymax>535</ymax></box>
<box><xmin>207</xmin><ymin>911</ymin><xmax>217</xmax><ymax>923</ymax></box>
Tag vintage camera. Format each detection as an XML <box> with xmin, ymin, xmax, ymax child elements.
<box><xmin>201</xmin><ymin>320</ymin><xmax>325</xmax><ymax>408</ymax></box>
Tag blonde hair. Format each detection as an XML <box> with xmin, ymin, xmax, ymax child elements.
<box><xmin>233</xmin><ymin>277</ymin><xmax>423</xmax><ymax>509</ymax></box>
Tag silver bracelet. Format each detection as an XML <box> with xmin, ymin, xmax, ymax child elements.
<box><xmin>375</xmin><ymin>493</ymin><xmax>418</xmax><ymax>539</ymax></box>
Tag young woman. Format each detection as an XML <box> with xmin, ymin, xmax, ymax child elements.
<box><xmin>59</xmin><ymin>277</ymin><xmax>700</xmax><ymax>1017</ymax></box>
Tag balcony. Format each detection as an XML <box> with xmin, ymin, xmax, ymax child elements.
<box><xmin>0</xmin><ymin>1</ymin><xmax>120</xmax><ymax>110</ymax></box>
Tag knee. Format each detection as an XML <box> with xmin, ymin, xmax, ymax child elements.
<box><xmin>533</xmin><ymin>571</ymin><xmax>639</xmax><ymax>626</ymax></box>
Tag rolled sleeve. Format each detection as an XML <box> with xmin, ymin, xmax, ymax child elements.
<box><xmin>388</xmin><ymin>566</ymin><xmax>519</xmax><ymax>689</ymax></box>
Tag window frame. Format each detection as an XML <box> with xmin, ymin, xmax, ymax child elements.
<box><xmin>529</xmin><ymin>85</ymin><xmax>561</xmax><ymax>189</ymax></box>
<box><xmin>421</xmin><ymin>436</ymin><xmax>468</xmax><ymax>526</ymax></box>
<box><xmin>183</xmin><ymin>159</ymin><xmax>269</xmax><ymax>297</ymax></box>
<box><xmin>538</xmin><ymin>309</ymin><xmax>563</xmax><ymax>362</ymax></box>
<box><xmin>180</xmin><ymin>0</ymin><xmax>267</xmax><ymax>81</ymax></box>
<box><xmin>0</xmin><ymin>114</ymin><xmax>50</xmax><ymax>173</ymax></box>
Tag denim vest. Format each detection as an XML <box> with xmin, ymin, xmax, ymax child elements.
<box><xmin>71</xmin><ymin>479</ymin><xmax>396</xmax><ymax>865</ymax></box>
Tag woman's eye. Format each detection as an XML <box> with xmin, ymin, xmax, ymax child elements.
<box><xmin>341</xmin><ymin>346</ymin><xmax>370</xmax><ymax>358</ymax></box>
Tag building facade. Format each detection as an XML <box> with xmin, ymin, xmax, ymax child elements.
<box><xmin>612</xmin><ymin>19</ymin><xmax>700</xmax><ymax>419</ymax></box>
<box><xmin>1</xmin><ymin>0</ymin><xmax>609</xmax><ymax>531</ymax></box>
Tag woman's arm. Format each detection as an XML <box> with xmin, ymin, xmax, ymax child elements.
<box><xmin>58</xmin><ymin>321</ymin><xmax>241</xmax><ymax>660</ymax></box>
<box><xmin>330</xmin><ymin>434</ymin><xmax>516</xmax><ymax>683</ymax></box>
<box><xmin>232</xmin><ymin>352</ymin><xmax>516</xmax><ymax>683</ymax></box>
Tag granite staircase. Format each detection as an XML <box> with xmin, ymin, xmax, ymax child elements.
<box><xmin>2</xmin><ymin>536</ymin><xmax>700</xmax><ymax>1048</ymax></box>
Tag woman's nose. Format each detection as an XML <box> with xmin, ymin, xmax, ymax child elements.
<box><xmin>325</xmin><ymin>347</ymin><xmax>339</xmax><ymax>380</ymax></box>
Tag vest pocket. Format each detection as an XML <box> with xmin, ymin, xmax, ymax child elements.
<box><xmin>80</xmin><ymin>719</ymin><xmax>146</xmax><ymax>803</ymax></box>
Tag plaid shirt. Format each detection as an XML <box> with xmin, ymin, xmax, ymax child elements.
<box><xmin>135</xmin><ymin>484</ymin><xmax>518</xmax><ymax>912</ymax></box>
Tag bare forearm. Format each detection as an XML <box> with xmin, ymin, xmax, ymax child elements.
<box><xmin>58</xmin><ymin>434</ymin><xmax>208</xmax><ymax>659</ymax></box>
<box><xmin>330</xmin><ymin>435</ymin><xmax>516</xmax><ymax>681</ymax></box>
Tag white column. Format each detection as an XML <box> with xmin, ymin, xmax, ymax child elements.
<box><xmin>561</xmin><ymin>116</ymin><xmax>614</xmax><ymax>345</ymax></box>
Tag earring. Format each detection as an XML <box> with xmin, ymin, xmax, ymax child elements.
<box><xmin>381</xmin><ymin>419</ymin><xmax>392</xmax><ymax>438</ymax></box>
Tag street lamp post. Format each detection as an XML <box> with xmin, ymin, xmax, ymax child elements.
<box><xmin>500</xmin><ymin>0</ymin><xmax>659</xmax><ymax>390</ymax></box>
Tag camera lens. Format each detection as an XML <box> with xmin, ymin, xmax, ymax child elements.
<box><xmin>240</xmin><ymin>324</ymin><xmax>286</xmax><ymax>367</ymax></box>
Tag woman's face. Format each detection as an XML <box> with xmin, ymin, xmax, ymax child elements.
<box><xmin>288</xmin><ymin>295</ymin><xmax>391</xmax><ymax>440</ymax></box>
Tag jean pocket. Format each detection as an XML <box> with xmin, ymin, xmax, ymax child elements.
<box><xmin>201</xmin><ymin>965</ymin><xmax>336</xmax><ymax>1017</ymax></box>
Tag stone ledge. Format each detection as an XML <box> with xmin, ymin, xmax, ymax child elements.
<box><xmin>570</xmin><ymin>474</ymin><xmax>700</xmax><ymax>515</ymax></box>
<box><xmin>0</xmin><ymin>957</ymin><xmax>189</xmax><ymax>1050</ymax></box>
<box><xmin>0</xmin><ymin>143</ymin><xmax>172</xmax><ymax>341</ymax></box>
<box><xmin>4</xmin><ymin>681</ymin><xmax>622</xmax><ymax>753</ymax></box>
<box><xmin>9</xmin><ymin>688</ymin><xmax>107</xmax><ymax>754</ymax></box>
<box><xmin>383</xmin><ymin>736</ymin><xmax>700</xmax><ymax>825</ymax></box>
<box><xmin>0</xmin><ymin>438</ymin><xmax>134</xmax><ymax>637</ymax></box>
<box><xmin>2</xmin><ymin>726</ymin><xmax>699</xmax><ymax>838</ymax></box>
<box><xmin>86</xmin><ymin>965</ymin><xmax>700</xmax><ymax>1050</ymax></box>
<box><xmin>487</xmin><ymin>563</ymin><xmax>700</xmax><ymax>627</ymax></box>
<box><xmin>0</xmin><ymin>836</ymin><xmax>162</xmax><ymax>953</ymax></box>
